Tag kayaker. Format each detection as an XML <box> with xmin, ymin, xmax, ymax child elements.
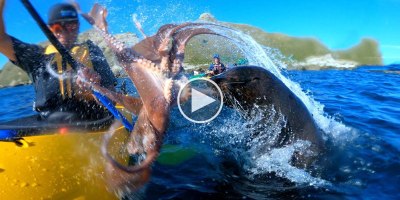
<box><xmin>0</xmin><ymin>1</ymin><xmax>116</xmax><ymax>121</ymax></box>
<box><xmin>207</xmin><ymin>54</ymin><xmax>226</xmax><ymax>76</ymax></box>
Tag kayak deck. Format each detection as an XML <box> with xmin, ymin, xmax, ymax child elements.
<box><xmin>0</xmin><ymin>127</ymin><xmax>129</xmax><ymax>200</ymax></box>
<box><xmin>0</xmin><ymin>114</ymin><xmax>114</xmax><ymax>136</ymax></box>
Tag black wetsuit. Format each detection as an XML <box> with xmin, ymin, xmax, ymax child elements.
<box><xmin>10</xmin><ymin>37</ymin><xmax>116</xmax><ymax>121</ymax></box>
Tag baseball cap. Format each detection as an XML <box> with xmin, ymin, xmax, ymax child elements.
<box><xmin>48</xmin><ymin>3</ymin><xmax>78</xmax><ymax>25</ymax></box>
<box><xmin>213</xmin><ymin>54</ymin><xmax>220</xmax><ymax>59</ymax></box>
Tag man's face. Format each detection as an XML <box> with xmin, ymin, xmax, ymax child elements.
<box><xmin>214</xmin><ymin>58</ymin><xmax>220</xmax><ymax>64</ymax></box>
<box><xmin>50</xmin><ymin>21</ymin><xmax>79</xmax><ymax>48</ymax></box>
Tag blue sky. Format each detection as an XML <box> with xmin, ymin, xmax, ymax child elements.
<box><xmin>1</xmin><ymin>0</ymin><xmax>399</xmax><ymax>69</ymax></box>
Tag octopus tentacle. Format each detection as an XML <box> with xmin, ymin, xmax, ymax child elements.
<box><xmin>90</xmin><ymin>83</ymin><xmax>142</xmax><ymax>115</ymax></box>
<box><xmin>132</xmin><ymin>22</ymin><xmax>231</xmax><ymax>62</ymax></box>
<box><xmin>75</xmin><ymin>2</ymin><xmax>141</xmax><ymax>59</ymax></box>
<box><xmin>101</xmin><ymin>121</ymin><xmax>152</xmax><ymax>192</ymax></box>
<box><xmin>156</xmin><ymin>23</ymin><xmax>232</xmax><ymax>77</ymax></box>
<box><xmin>102</xmin><ymin>118</ymin><xmax>160</xmax><ymax>174</ymax></box>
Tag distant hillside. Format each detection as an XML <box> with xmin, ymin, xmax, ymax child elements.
<box><xmin>0</xmin><ymin>62</ymin><xmax>31</xmax><ymax>88</ymax></box>
<box><xmin>335</xmin><ymin>38</ymin><xmax>382</xmax><ymax>65</ymax></box>
<box><xmin>0</xmin><ymin>13</ymin><xmax>383</xmax><ymax>88</ymax></box>
<box><xmin>183</xmin><ymin>13</ymin><xmax>382</xmax><ymax>69</ymax></box>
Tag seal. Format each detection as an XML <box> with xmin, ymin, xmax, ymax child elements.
<box><xmin>211</xmin><ymin>66</ymin><xmax>324</xmax><ymax>167</ymax></box>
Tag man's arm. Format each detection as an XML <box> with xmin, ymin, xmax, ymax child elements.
<box><xmin>0</xmin><ymin>0</ymin><xmax>16</xmax><ymax>61</ymax></box>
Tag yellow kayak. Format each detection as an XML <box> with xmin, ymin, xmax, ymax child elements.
<box><xmin>0</xmin><ymin>102</ymin><xmax>132</xmax><ymax>200</ymax></box>
<box><xmin>0</xmin><ymin>125</ymin><xmax>130</xmax><ymax>200</ymax></box>
<box><xmin>0</xmin><ymin>110</ymin><xmax>197</xmax><ymax>199</ymax></box>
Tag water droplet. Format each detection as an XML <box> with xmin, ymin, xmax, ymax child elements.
<box><xmin>20</xmin><ymin>182</ymin><xmax>28</xmax><ymax>187</ymax></box>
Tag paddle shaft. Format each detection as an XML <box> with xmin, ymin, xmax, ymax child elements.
<box><xmin>92</xmin><ymin>91</ymin><xmax>133</xmax><ymax>132</ymax></box>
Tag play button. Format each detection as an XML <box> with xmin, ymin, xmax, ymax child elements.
<box><xmin>177</xmin><ymin>78</ymin><xmax>223</xmax><ymax>123</ymax></box>
<box><xmin>191</xmin><ymin>88</ymin><xmax>216</xmax><ymax>112</ymax></box>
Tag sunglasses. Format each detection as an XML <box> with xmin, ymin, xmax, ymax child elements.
<box><xmin>50</xmin><ymin>21</ymin><xmax>79</xmax><ymax>33</ymax></box>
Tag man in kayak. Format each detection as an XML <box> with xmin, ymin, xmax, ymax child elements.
<box><xmin>207</xmin><ymin>54</ymin><xmax>226</xmax><ymax>76</ymax></box>
<box><xmin>0</xmin><ymin>1</ymin><xmax>116</xmax><ymax>121</ymax></box>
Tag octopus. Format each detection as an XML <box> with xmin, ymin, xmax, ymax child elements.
<box><xmin>73</xmin><ymin>2</ymin><xmax>226</xmax><ymax>193</ymax></box>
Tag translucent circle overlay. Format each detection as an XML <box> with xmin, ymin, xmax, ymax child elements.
<box><xmin>177</xmin><ymin>78</ymin><xmax>224</xmax><ymax>123</ymax></box>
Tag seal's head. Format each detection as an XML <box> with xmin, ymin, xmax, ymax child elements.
<box><xmin>211</xmin><ymin>66</ymin><xmax>278</xmax><ymax>108</ymax></box>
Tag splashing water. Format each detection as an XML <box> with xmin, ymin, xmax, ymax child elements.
<box><xmin>45</xmin><ymin>59</ymin><xmax>103</xmax><ymax>93</ymax></box>
<box><xmin>198</xmin><ymin>104</ymin><xmax>328</xmax><ymax>186</ymax></box>
<box><xmin>194</xmin><ymin>22</ymin><xmax>356</xmax><ymax>142</ymax></box>
<box><xmin>250</xmin><ymin>141</ymin><xmax>329</xmax><ymax>185</ymax></box>
<box><xmin>45</xmin><ymin>60</ymin><xmax>74</xmax><ymax>81</ymax></box>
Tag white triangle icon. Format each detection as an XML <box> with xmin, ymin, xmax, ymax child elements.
<box><xmin>191</xmin><ymin>88</ymin><xmax>216</xmax><ymax>113</ymax></box>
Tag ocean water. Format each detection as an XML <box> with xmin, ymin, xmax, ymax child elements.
<box><xmin>0</xmin><ymin>65</ymin><xmax>399</xmax><ymax>199</ymax></box>
<box><xmin>0</xmin><ymin>18</ymin><xmax>399</xmax><ymax>199</ymax></box>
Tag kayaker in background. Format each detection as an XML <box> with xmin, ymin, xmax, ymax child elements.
<box><xmin>207</xmin><ymin>54</ymin><xmax>226</xmax><ymax>76</ymax></box>
<box><xmin>0</xmin><ymin>1</ymin><xmax>116</xmax><ymax>122</ymax></box>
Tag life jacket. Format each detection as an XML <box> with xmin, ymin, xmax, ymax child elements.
<box><xmin>44</xmin><ymin>43</ymin><xmax>93</xmax><ymax>100</ymax></box>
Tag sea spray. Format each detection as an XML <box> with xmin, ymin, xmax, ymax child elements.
<box><xmin>200</xmin><ymin>105</ymin><xmax>329</xmax><ymax>186</ymax></box>
<box><xmin>250</xmin><ymin>140</ymin><xmax>329</xmax><ymax>186</ymax></box>
<box><xmin>195</xmin><ymin>22</ymin><xmax>357</xmax><ymax>143</ymax></box>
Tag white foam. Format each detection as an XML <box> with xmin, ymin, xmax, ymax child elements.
<box><xmin>203</xmin><ymin>108</ymin><xmax>329</xmax><ymax>186</ymax></box>
<box><xmin>249</xmin><ymin>140</ymin><xmax>329</xmax><ymax>186</ymax></box>
<box><xmin>45</xmin><ymin>61</ymin><xmax>74</xmax><ymax>81</ymax></box>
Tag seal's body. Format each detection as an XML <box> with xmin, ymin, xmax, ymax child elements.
<box><xmin>212</xmin><ymin>66</ymin><xmax>324</xmax><ymax>167</ymax></box>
